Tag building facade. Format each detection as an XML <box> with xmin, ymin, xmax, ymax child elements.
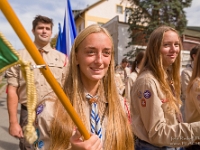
<box><xmin>73</xmin><ymin>1</ymin><xmax>200</xmax><ymax>67</ymax></box>
<box><xmin>74</xmin><ymin>0</ymin><xmax>131</xmax><ymax>34</ymax></box>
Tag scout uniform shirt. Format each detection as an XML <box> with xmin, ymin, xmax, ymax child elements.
<box><xmin>125</xmin><ymin>70</ymin><xmax>139</xmax><ymax>104</ymax></box>
<box><xmin>6</xmin><ymin>43</ymin><xmax>67</xmax><ymax>105</ymax></box>
<box><xmin>115</xmin><ymin>65</ymin><xmax>130</xmax><ymax>84</ymax></box>
<box><xmin>34</xmin><ymin>93</ymin><xmax>109</xmax><ymax>150</ymax></box>
<box><xmin>185</xmin><ymin>77</ymin><xmax>200</xmax><ymax>123</ymax></box>
<box><xmin>33</xmin><ymin>93</ymin><xmax>129</xmax><ymax>150</ymax></box>
<box><xmin>181</xmin><ymin>64</ymin><xmax>192</xmax><ymax>100</ymax></box>
<box><xmin>115</xmin><ymin>73</ymin><xmax>125</xmax><ymax>96</ymax></box>
<box><xmin>130</xmin><ymin>69</ymin><xmax>200</xmax><ymax>147</ymax></box>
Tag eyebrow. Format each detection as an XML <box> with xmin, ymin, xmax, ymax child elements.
<box><xmin>85</xmin><ymin>46</ymin><xmax>112</xmax><ymax>50</ymax></box>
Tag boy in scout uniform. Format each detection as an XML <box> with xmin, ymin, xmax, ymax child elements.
<box><xmin>6</xmin><ymin>15</ymin><xmax>67</xmax><ymax>150</ymax></box>
<box><xmin>115</xmin><ymin>57</ymin><xmax>130</xmax><ymax>84</ymax></box>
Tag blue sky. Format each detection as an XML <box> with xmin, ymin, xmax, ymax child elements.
<box><xmin>0</xmin><ymin>0</ymin><xmax>199</xmax><ymax>49</ymax></box>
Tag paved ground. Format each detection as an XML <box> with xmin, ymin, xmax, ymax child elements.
<box><xmin>0</xmin><ymin>77</ymin><xmax>20</xmax><ymax>150</ymax></box>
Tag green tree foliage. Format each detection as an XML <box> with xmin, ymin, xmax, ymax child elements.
<box><xmin>50</xmin><ymin>34</ymin><xmax>58</xmax><ymax>48</ymax></box>
<box><xmin>124</xmin><ymin>47</ymin><xmax>144</xmax><ymax>60</ymax></box>
<box><xmin>127</xmin><ymin>0</ymin><xmax>192</xmax><ymax>47</ymax></box>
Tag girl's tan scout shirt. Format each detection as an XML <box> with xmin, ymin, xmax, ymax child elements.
<box><xmin>130</xmin><ymin>70</ymin><xmax>200</xmax><ymax>147</ymax></box>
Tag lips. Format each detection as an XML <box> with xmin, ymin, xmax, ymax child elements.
<box><xmin>167</xmin><ymin>55</ymin><xmax>176</xmax><ymax>58</ymax></box>
<box><xmin>41</xmin><ymin>35</ymin><xmax>48</xmax><ymax>38</ymax></box>
<box><xmin>91</xmin><ymin>68</ymin><xmax>103</xmax><ymax>71</ymax></box>
<box><xmin>90</xmin><ymin>67</ymin><xmax>105</xmax><ymax>75</ymax></box>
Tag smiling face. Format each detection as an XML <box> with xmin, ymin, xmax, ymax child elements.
<box><xmin>76</xmin><ymin>32</ymin><xmax>112</xmax><ymax>85</ymax></box>
<box><xmin>160</xmin><ymin>30</ymin><xmax>180</xmax><ymax>68</ymax></box>
<box><xmin>32</xmin><ymin>22</ymin><xmax>52</xmax><ymax>47</ymax></box>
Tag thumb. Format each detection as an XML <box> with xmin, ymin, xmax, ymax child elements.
<box><xmin>70</xmin><ymin>129</ymin><xmax>83</xmax><ymax>143</ymax></box>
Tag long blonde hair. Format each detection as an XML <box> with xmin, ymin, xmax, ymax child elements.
<box><xmin>50</xmin><ymin>24</ymin><xmax>134</xmax><ymax>150</ymax></box>
<box><xmin>142</xmin><ymin>25</ymin><xmax>182</xmax><ymax>112</ymax></box>
<box><xmin>187</xmin><ymin>48</ymin><xmax>200</xmax><ymax>93</ymax></box>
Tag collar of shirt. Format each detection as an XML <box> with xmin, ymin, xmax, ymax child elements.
<box><xmin>84</xmin><ymin>91</ymin><xmax>108</xmax><ymax>104</ymax></box>
<box><xmin>34</xmin><ymin>43</ymin><xmax>52</xmax><ymax>53</ymax></box>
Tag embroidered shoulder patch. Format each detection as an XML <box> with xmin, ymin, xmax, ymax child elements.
<box><xmin>143</xmin><ymin>90</ymin><xmax>151</xmax><ymax>99</ymax></box>
<box><xmin>141</xmin><ymin>98</ymin><xmax>146</xmax><ymax>107</ymax></box>
<box><xmin>36</xmin><ymin>104</ymin><xmax>44</xmax><ymax>115</ymax></box>
<box><xmin>137</xmin><ymin>91</ymin><xmax>142</xmax><ymax>99</ymax></box>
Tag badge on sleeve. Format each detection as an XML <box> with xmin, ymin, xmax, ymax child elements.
<box><xmin>141</xmin><ymin>98</ymin><xmax>146</xmax><ymax>107</ymax></box>
<box><xmin>36</xmin><ymin>104</ymin><xmax>44</xmax><ymax>115</ymax></box>
<box><xmin>137</xmin><ymin>91</ymin><xmax>142</xmax><ymax>99</ymax></box>
<box><xmin>143</xmin><ymin>90</ymin><xmax>151</xmax><ymax>99</ymax></box>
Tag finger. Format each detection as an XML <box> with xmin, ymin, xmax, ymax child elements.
<box><xmin>19</xmin><ymin>130</ymin><xmax>24</xmax><ymax>138</ymax></box>
<box><xmin>14</xmin><ymin>136</ymin><xmax>19</xmax><ymax>139</ymax></box>
<box><xmin>89</xmin><ymin>134</ymin><xmax>102</xmax><ymax>150</ymax></box>
<box><xmin>70</xmin><ymin>129</ymin><xmax>82</xmax><ymax>143</ymax></box>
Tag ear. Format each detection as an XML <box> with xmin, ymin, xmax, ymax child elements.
<box><xmin>192</xmin><ymin>54</ymin><xmax>196</xmax><ymax>60</ymax></box>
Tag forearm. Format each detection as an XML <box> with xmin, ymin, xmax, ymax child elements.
<box><xmin>7</xmin><ymin>85</ymin><xmax>19</xmax><ymax>124</ymax></box>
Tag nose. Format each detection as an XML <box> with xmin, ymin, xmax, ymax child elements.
<box><xmin>170</xmin><ymin>45</ymin><xmax>177</xmax><ymax>52</ymax></box>
<box><xmin>42</xmin><ymin>28</ymin><xmax>47</xmax><ymax>33</ymax></box>
<box><xmin>95</xmin><ymin>52</ymin><xmax>103</xmax><ymax>64</ymax></box>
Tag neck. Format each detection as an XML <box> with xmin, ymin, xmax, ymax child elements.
<box><xmin>83</xmin><ymin>81</ymin><xmax>100</xmax><ymax>96</ymax></box>
<box><xmin>34</xmin><ymin>41</ymin><xmax>49</xmax><ymax>48</ymax></box>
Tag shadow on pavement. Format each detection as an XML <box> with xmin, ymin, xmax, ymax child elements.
<box><xmin>0</xmin><ymin>126</ymin><xmax>8</xmax><ymax>133</ymax></box>
<box><xmin>0</xmin><ymin>140</ymin><xmax>19</xmax><ymax>150</ymax></box>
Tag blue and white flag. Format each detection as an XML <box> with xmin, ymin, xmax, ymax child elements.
<box><xmin>56</xmin><ymin>0</ymin><xmax>77</xmax><ymax>56</ymax></box>
<box><xmin>55</xmin><ymin>23</ymin><xmax>62</xmax><ymax>51</ymax></box>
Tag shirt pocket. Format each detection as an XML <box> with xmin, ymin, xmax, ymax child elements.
<box><xmin>48</xmin><ymin>62</ymin><xmax>64</xmax><ymax>84</ymax></box>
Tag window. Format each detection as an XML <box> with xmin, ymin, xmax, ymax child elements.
<box><xmin>116</xmin><ymin>5</ymin><xmax>123</xmax><ymax>14</ymax></box>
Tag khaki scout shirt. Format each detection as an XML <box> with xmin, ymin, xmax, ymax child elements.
<box><xmin>185</xmin><ymin>77</ymin><xmax>200</xmax><ymax>123</ymax></box>
<box><xmin>130</xmin><ymin>70</ymin><xmax>200</xmax><ymax>147</ymax></box>
<box><xmin>115</xmin><ymin>73</ymin><xmax>125</xmax><ymax>96</ymax></box>
<box><xmin>34</xmin><ymin>94</ymin><xmax>129</xmax><ymax>150</ymax></box>
<box><xmin>115</xmin><ymin>65</ymin><xmax>130</xmax><ymax>84</ymax></box>
<box><xmin>34</xmin><ymin>96</ymin><xmax>108</xmax><ymax>150</ymax></box>
<box><xmin>125</xmin><ymin>71</ymin><xmax>138</xmax><ymax>104</ymax></box>
<box><xmin>6</xmin><ymin>43</ymin><xmax>67</xmax><ymax>105</ymax></box>
<box><xmin>181</xmin><ymin>65</ymin><xmax>192</xmax><ymax>100</ymax></box>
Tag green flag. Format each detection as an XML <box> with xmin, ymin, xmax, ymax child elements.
<box><xmin>0</xmin><ymin>32</ymin><xmax>19</xmax><ymax>73</ymax></box>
